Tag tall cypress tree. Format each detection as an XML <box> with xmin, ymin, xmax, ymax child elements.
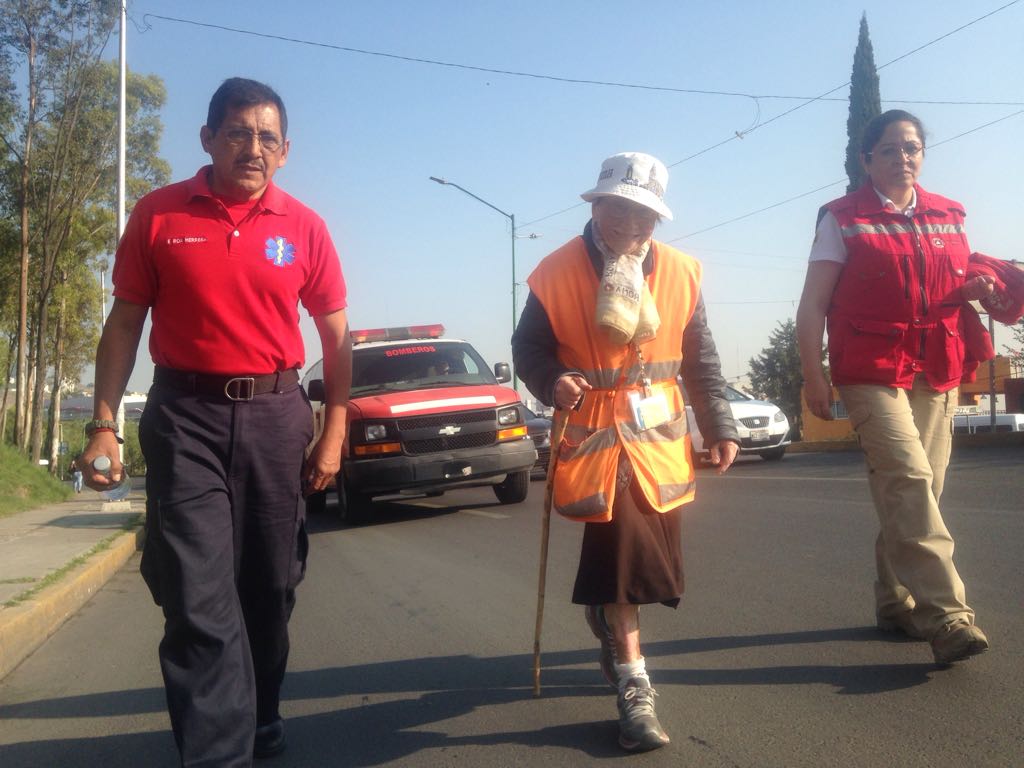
<box><xmin>845</xmin><ymin>14</ymin><xmax>881</xmax><ymax>192</ymax></box>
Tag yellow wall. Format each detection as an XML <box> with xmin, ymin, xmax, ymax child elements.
<box><xmin>960</xmin><ymin>355</ymin><xmax>1012</xmax><ymax>395</ymax></box>
<box><xmin>801</xmin><ymin>387</ymin><xmax>855</xmax><ymax>442</ymax></box>
<box><xmin>801</xmin><ymin>356</ymin><xmax>1016</xmax><ymax>443</ymax></box>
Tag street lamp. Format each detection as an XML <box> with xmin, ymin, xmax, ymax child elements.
<box><xmin>429</xmin><ymin>176</ymin><xmax>537</xmax><ymax>387</ymax></box>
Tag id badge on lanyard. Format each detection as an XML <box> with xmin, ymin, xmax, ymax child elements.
<box><xmin>626</xmin><ymin>344</ymin><xmax>670</xmax><ymax>431</ymax></box>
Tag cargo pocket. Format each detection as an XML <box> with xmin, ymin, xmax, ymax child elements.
<box><xmin>925</xmin><ymin>315</ymin><xmax>965</xmax><ymax>383</ymax></box>
<box><xmin>287</xmin><ymin>494</ymin><xmax>309</xmax><ymax>590</ymax></box>
<box><xmin>837</xmin><ymin>318</ymin><xmax>908</xmax><ymax>383</ymax></box>
<box><xmin>552</xmin><ymin>427</ymin><xmax>618</xmax><ymax>521</ymax></box>
<box><xmin>140</xmin><ymin>498</ymin><xmax>164</xmax><ymax>607</ymax></box>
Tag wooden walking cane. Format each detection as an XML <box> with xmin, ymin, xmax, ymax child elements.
<box><xmin>533</xmin><ymin>408</ymin><xmax>569</xmax><ymax>697</ymax></box>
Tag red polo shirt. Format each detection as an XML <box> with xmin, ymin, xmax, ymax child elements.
<box><xmin>113</xmin><ymin>166</ymin><xmax>347</xmax><ymax>374</ymax></box>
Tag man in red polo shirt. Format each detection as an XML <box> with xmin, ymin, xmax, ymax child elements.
<box><xmin>81</xmin><ymin>77</ymin><xmax>351</xmax><ymax>765</ymax></box>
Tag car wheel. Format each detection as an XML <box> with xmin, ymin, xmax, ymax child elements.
<box><xmin>761</xmin><ymin>447</ymin><xmax>786</xmax><ymax>461</ymax></box>
<box><xmin>338</xmin><ymin>478</ymin><xmax>374</xmax><ymax>525</ymax></box>
<box><xmin>493</xmin><ymin>469</ymin><xmax>530</xmax><ymax>504</ymax></box>
<box><xmin>305</xmin><ymin>490</ymin><xmax>327</xmax><ymax>516</ymax></box>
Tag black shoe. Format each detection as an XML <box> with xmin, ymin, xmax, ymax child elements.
<box><xmin>254</xmin><ymin>719</ymin><xmax>286</xmax><ymax>759</ymax></box>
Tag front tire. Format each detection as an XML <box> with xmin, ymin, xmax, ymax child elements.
<box><xmin>493</xmin><ymin>469</ymin><xmax>530</xmax><ymax>504</ymax></box>
<box><xmin>338</xmin><ymin>478</ymin><xmax>375</xmax><ymax>525</ymax></box>
<box><xmin>305</xmin><ymin>490</ymin><xmax>327</xmax><ymax>516</ymax></box>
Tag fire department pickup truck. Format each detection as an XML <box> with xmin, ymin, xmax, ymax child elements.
<box><xmin>302</xmin><ymin>324</ymin><xmax>537</xmax><ymax>523</ymax></box>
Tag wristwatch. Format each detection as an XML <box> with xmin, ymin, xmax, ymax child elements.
<box><xmin>85</xmin><ymin>419</ymin><xmax>124</xmax><ymax>443</ymax></box>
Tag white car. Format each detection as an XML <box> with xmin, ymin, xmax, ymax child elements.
<box><xmin>686</xmin><ymin>385</ymin><xmax>791</xmax><ymax>462</ymax></box>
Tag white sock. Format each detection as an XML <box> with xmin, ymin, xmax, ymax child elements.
<box><xmin>615</xmin><ymin>656</ymin><xmax>649</xmax><ymax>690</ymax></box>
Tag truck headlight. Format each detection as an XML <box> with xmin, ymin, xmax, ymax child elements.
<box><xmin>497</xmin><ymin>406</ymin><xmax>521</xmax><ymax>426</ymax></box>
<box><xmin>365</xmin><ymin>423</ymin><xmax>388</xmax><ymax>441</ymax></box>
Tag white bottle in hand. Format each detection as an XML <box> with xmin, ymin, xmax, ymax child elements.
<box><xmin>92</xmin><ymin>455</ymin><xmax>131</xmax><ymax>501</ymax></box>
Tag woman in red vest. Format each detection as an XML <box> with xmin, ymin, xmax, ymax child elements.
<box><xmin>513</xmin><ymin>152</ymin><xmax>739</xmax><ymax>752</ymax></box>
<box><xmin>796</xmin><ymin>110</ymin><xmax>995</xmax><ymax>666</ymax></box>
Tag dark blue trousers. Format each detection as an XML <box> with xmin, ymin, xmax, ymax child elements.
<box><xmin>139</xmin><ymin>383</ymin><xmax>312</xmax><ymax>768</ymax></box>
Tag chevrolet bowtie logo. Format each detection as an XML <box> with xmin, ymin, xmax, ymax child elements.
<box><xmin>438</xmin><ymin>425</ymin><xmax>461</xmax><ymax>436</ymax></box>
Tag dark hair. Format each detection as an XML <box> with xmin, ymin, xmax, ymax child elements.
<box><xmin>206</xmin><ymin>77</ymin><xmax>288</xmax><ymax>138</ymax></box>
<box><xmin>861</xmin><ymin>109</ymin><xmax>926</xmax><ymax>156</ymax></box>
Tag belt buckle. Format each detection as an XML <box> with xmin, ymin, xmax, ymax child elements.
<box><xmin>224</xmin><ymin>377</ymin><xmax>256</xmax><ymax>401</ymax></box>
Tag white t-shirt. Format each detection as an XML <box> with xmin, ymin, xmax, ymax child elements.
<box><xmin>808</xmin><ymin>188</ymin><xmax>923</xmax><ymax>264</ymax></box>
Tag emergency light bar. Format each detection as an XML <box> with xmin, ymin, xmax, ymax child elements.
<box><xmin>350</xmin><ymin>324</ymin><xmax>446</xmax><ymax>344</ymax></box>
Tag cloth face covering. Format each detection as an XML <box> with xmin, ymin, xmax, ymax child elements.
<box><xmin>592</xmin><ymin>222</ymin><xmax>660</xmax><ymax>345</ymax></box>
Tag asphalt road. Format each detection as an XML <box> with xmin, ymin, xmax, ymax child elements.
<box><xmin>1</xmin><ymin>446</ymin><xmax>1021</xmax><ymax>767</ymax></box>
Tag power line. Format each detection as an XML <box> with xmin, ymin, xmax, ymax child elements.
<box><xmin>139</xmin><ymin>10</ymin><xmax>1022</xmax><ymax>108</ymax></box>
<box><xmin>138</xmin><ymin>7</ymin><xmax>1022</xmax><ymax>238</ymax></box>
<box><xmin>706</xmin><ymin>299</ymin><xmax>798</xmax><ymax>306</ymax></box>
<box><xmin>667</xmin><ymin>109</ymin><xmax>1024</xmax><ymax>243</ymax></box>
<box><xmin>672</xmin><ymin>0</ymin><xmax>1023</xmax><ymax>163</ymax></box>
<box><xmin>520</xmin><ymin>0</ymin><xmax>1021</xmax><ymax>226</ymax></box>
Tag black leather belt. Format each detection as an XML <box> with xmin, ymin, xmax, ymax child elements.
<box><xmin>154</xmin><ymin>366</ymin><xmax>300</xmax><ymax>401</ymax></box>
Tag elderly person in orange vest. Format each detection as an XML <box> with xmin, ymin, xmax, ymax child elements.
<box><xmin>512</xmin><ymin>152</ymin><xmax>739</xmax><ymax>752</ymax></box>
<box><xmin>796</xmin><ymin>109</ymin><xmax>999</xmax><ymax>666</ymax></box>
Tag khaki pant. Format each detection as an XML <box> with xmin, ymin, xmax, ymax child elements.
<box><xmin>839</xmin><ymin>378</ymin><xmax>972</xmax><ymax>636</ymax></box>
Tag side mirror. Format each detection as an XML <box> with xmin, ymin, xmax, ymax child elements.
<box><xmin>306</xmin><ymin>379</ymin><xmax>326</xmax><ymax>402</ymax></box>
<box><xmin>494</xmin><ymin>362</ymin><xmax>511</xmax><ymax>383</ymax></box>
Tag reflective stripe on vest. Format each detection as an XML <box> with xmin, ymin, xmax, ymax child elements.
<box><xmin>840</xmin><ymin>221</ymin><xmax>966</xmax><ymax>238</ymax></box>
<box><xmin>578</xmin><ymin>358</ymin><xmax>684</xmax><ymax>389</ymax></box>
<box><xmin>558</xmin><ymin>491</ymin><xmax>611</xmax><ymax>519</ymax></box>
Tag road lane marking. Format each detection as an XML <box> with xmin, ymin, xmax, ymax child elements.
<box><xmin>459</xmin><ymin>509</ymin><xmax>510</xmax><ymax>519</ymax></box>
<box><xmin>705</xmin><ymin>474</ymin><xmax>866</xmax><ymax>482</ymax></box>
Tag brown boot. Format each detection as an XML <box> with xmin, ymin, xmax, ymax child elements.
<box><xmin>931</xmin><ymin>619</ymin><xmax>989</xmax><ymax>665</ymax></box>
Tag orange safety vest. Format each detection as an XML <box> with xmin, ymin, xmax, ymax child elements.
<box><xmin>528</xmin><ymin>236</ymin><xmax>702</xmax><ymax>522</ymax></box>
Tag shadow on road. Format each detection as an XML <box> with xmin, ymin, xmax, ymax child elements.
<box><xmin>0</xmin><ymin>626</ymin><xmax>939</xmax><ymax>767</ymax></box>
<box><xmin>304</xmin><ymin>497</ymin><xmax>512</xmax><ymax>533</ymax></box>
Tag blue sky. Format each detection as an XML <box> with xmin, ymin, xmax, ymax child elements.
<box><xmin>115</xmin><ymin>1</ymin><xmax>1023</xmax><ymax>392</ymax></box>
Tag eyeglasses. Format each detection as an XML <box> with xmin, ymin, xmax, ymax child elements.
<box><xmin>868</xmin><ymin>142</ymin><xmax>923</xmax><ymax>162</ymax></box>
<box><xmin>222</xmin><ymin>128</ymin><xmax>283</xmax><ymax>152</ymax></box>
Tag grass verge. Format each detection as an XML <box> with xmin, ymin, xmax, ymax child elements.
<box><xmin>0</xmin><ymin>442</ymin><xmax>73</xmax><ymax>519</ymax></box>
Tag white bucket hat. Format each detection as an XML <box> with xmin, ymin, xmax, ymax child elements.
<box><xmin>580</xmin><ymin>151</ymin><xmax>673</xmax><ymax>221</ymax></box>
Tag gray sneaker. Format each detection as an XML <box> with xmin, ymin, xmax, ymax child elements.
<box><xmin>617</xmin><ymin>677</ymin><xmax>670</xmax><ymax>752</ymax></box>
<box><xmin>585</xmin><ymin>605</ymin><xmax>618</xmax><ymax>689</ymax></box>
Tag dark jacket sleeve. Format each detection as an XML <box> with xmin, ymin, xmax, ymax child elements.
<box><xmin>511</xmin><ymin>292</ymin><xmax>577</xmax><ymax>407</ymax></box>
<box><xmin>680</xmin><ymin>294</ymin><xmax>740</xmax><ymax>446</ymax></box>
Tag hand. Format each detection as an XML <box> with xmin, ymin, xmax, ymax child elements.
<box><xmin>708</xmin><ymin>440</ymin><xmax>739</xmax><ymax>475</ymax></box>
<box><xmin>553</xmin><ymin>373</ymin><xmax>592</xmax><ymax>410</ymax></box>
<box><xmin>803</xmin><ymin>371</ymin><xmax>833</xmax><ymax>421</ymax></box>
<box><xmin>302</xmin><ymin>437</ymin><xmax>343</xmax><ymax>497</ymax></box>
<box><xmin>961</xmin><ymin>275</ymin><xmax>996</xmax><ymax>301</ymax></box>
<box><xmin>79</xmin><ymin>432</ymin><xmax>125</xmax><ymax>491</ymax></box>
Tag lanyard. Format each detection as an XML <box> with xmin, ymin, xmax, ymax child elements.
<box><xmin>613</xmin><ymin>343</ymin><xmax>653</xmax><ymax>398</ymax></box>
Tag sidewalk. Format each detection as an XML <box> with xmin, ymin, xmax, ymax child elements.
<box><xmin>0</xmin><ymin>480</ymin><xmax>145</xmax><ymax>680</ymax></box>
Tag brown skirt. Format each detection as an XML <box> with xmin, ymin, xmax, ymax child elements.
<box><xmin>571</xmin><ymin>480</ymin><xmax>684</xmax><ymax>607</ymax></box>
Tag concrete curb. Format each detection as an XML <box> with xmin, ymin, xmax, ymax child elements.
<box><xmin>0</xmin><ymin>524</ymin><xmax>144</xmax><ymax>681</ymax></box>
<box><xmin>788</xmin><ymin>431</ymin><xmax>1024</xmax><ymax>454</ymax></box>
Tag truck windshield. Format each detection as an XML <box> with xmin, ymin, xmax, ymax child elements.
<box><xmin>350</xmin><ymin>341</ymin><xmax>496</xmax><ymax>396</ymax></box>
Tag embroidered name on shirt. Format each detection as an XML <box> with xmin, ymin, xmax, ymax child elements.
<box><xmin>166</xmin><ymin>236</ymin><xmax>209</xmax><ymax>245</ymax></box>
